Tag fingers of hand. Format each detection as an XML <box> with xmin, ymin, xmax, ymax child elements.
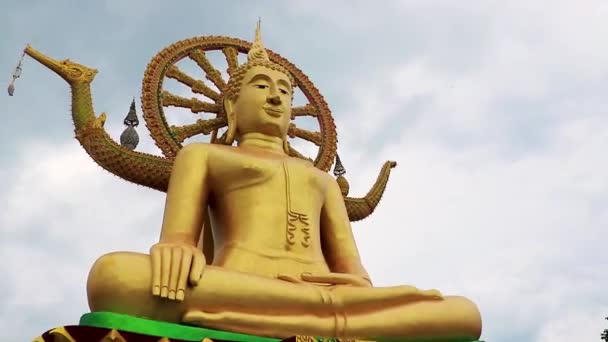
<box><xmin>278</xmin><ymin>273</ymin><xmax>304</xmax><ymax>284</ymax></box>
<box><xmin>300</xmin><ymin>272</ymin><xmax>333</xmax><ymax>284</ymax></box>
<box><xmin>151</xmin><ymin>246</ymin><xmax>161</xmax><ymax>296</ymax></box>
<box><xmin>161</xmin><ymin>246</ymin><xmax>172</xmax><ymax>298</ymax></box>
<box><xmin>189</xmin><ymin>248</ymin><xmax>205</xmax><ymax>286</ymax></box>
<box><xmin>177</xmin><ymin>247</ymin><xmax>193</xmax><ymax>301</ymax></box>
<box><xmin>168</xmin><ymin>247</ymin><xmax>183</xmax><ymax>300</ymax></box>
<box><xmin>151</xmin><ymin>243</ymin><xmax>203</xmax><ymax>301</ymax></box>
<box><xmin>301</xmin><ymin>272</ymin><xmax>367</xmax><ymax>287</ymax></box>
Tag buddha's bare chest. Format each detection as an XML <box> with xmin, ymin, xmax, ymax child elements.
<box><xmin>208</xmin><ymin>151</ymin><xmax>327</xmax><ymax>249</ymax></box>
<box><xmin>209</xmin><ymin>152</ymin><xmax>326</xmax><ymax>198</ymax></box>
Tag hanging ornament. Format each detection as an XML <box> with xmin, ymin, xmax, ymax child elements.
<box><xmin>8</xmin><ymin>48</ymin><xmax>27</xmax><ymax>96</ymax></box>
<box><xmin>120</xmin><ymin>98</ymin><xmax>140</xmax><ymax>150</ymax></box>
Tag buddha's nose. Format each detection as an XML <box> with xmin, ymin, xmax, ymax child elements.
<box><xmin>267</xmin><ymin>95</ymin><xmax>281</xmax><ymax>105</ymax></box>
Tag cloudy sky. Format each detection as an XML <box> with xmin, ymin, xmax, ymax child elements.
<box><xmin>1</xmin><ymin>1</ymin><xmax>607</xmax><ymax>341</ymax></box>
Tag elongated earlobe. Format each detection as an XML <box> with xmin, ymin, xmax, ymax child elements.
<box><xmin>283</xmin><ymin>139</ymin><xmax>290</xmax><ymax>154</ymax></box>
<box><xmin>223</xmin><ymin>98</ymin><xmax>236</xmax><ymax>145</ymax></box>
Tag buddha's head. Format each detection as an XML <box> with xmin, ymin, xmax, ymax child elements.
<box><xmin>223</xmin><ymin>22</ymin><xmax>295</xmax><ymax>151</ymax></box>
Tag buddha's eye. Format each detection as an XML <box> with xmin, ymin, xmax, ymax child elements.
<box><xmin>254</xmin><ymin>84</ymin><xmax>268</xmax><ymax>89</ymax></box>
<box><xmin>279</xmin><ymin>89</ymin><xmax>289</xmax><ymax>95</ymax></box>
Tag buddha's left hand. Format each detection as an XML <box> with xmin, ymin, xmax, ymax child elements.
<box><xmin>281</xmin><ymin>272</ymin><xmax>371</xmax><ymax>287</ymax></box>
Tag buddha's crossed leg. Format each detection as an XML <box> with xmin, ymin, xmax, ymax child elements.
<box><xmin>183</xmin><ymin>296</ymin><xmax>482</xmax><ymax>340</ymax></box>
<box><xmin>87</xmin><ymin>251</ymin><xmax>452</xmax><ymax>336</ymax></box>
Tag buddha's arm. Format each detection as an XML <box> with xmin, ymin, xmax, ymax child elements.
<box><xmin>159</xmin><ymin>143</ymin><xmax>209</xmax><ymax>246</ymax></box>
<box><xmin>320</xmin><ymin>176</ymin><xmax>372</xmax><ymax>286</ymax></box>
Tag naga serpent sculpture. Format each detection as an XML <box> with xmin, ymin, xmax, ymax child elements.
<box><xmin>21</xmin><ymin>36</ymin><xmax>396</xmax><ymax>222</ymax></box>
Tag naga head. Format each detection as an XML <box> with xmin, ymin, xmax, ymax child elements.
<box><xmin>222</xmin><ymin>22</ymin><xmax>295</xmax><ymax>151</ymax></box>
<box><xmin>24</xmin><ymin>45</ymin><xmax>98</xmax><ymax>85</ymax></box>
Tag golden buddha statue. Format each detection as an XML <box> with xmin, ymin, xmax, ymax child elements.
<box><xmin>20</xmin><ymin>23</ymin><xmax>482</xmax><ymax>342</ymax></box>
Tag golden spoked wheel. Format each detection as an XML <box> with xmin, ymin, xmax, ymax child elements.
<box><xmin>141</xmin><ymin>36</ymin><xmax>337</xmax><ymax>172</ymax></box>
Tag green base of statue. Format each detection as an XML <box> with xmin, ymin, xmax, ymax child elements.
<box><xmin>32</xmin><ymin>311</ymin><xmax>485</xmax><ymax>342</ymax></box>
<box><xmin>80</xmin><ymin>311</ymin><xmax>278</xmax><ymax>342</ymax></box>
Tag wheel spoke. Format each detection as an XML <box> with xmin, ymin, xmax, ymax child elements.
<box><xmin>222</xmin><ymin>47</ymin><xmax>239</xmax><ymax>77</ymax></box>
<box><xmin>189</xmin><ymin>50</ymin><xmax>227</xmax><ymax>90</ymax></box>
<box><xmin>143</xmin><ymin>36</ymin><xmax>336</xmax><ymax>171</ymax></box>
<box><xmin>166</xmin><ymin>66</ymin><xmax>220</xmax><ymax>101</ymax></box>
<box><xmin>170</xmin><ymin>118</ymin><xmax>227</xmax><ymax>143</ymax></box>
<box><xmin>291</xmin><ymin>104</ymin><xmax>318</xmax><ymax>118</ymax></box>
<box><xmin>288</xmin><ymin>124</ymin><xmax>322</xmax><ymax>146</ymax></box>
<box><xmin>162</xmin><ymin>91</ymin><xmax>219</xmax><ymax>113</ymax></box>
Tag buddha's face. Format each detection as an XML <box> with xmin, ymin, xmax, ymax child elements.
<box><xmin>226</xmin><ymin>65</ymin><xmax>293</xmax><ymax>139</ymax></box>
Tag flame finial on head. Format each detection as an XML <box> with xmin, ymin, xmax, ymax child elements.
<box><xmin>223</xmin><ymin>18</ymin><xmax>295</xmax><ymax>103</ymax></box>
<box><xmin>248</xmin><ymin>19</ymin><xmax>270</xmax><ymax>62</ymax></box>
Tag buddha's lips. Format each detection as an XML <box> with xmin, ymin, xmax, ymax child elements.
<box><xmin>264</xmin><ymin>108</ymin><xmax>283</xmax><ymax>117</ymax></box>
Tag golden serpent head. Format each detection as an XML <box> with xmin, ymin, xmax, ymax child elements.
<box><xmin>58</xmin><ymin>59</ymin><xmax>97</xmax><ymax>83</ymax></box>
<box><xmin>24</xmin><ymin>45</ymin><xmax>97</xmax><ymax>84</ymax></box>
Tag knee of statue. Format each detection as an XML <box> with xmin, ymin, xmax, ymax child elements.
<box><xmin>87</xmin><ymin>252</ymin><xmax>120</xmax><ymax>287</ymax></box>
<box><xmin>88</xmin><ymin>254</ymin><xmax>144</xmax><ymax>306</ymax></box>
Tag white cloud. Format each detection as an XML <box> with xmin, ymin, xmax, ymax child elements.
<box><xmin>324</xmin><ymin>2</ymin><xmax>608</xmax><ymax>341</ymax></box>
<box><xmin>347</xmin><ymin>113</ymin><xmax>607</xmax><ymax>341</ymax></box>
<box><xmin>536</xmin><ymin>310</ymin><xmax>608</xmax><ymax>342</ymax></box>
<box><xmin>0</xmin><ymin>138</ymin><xmax>165</xmax><ymax>340</ymax></box>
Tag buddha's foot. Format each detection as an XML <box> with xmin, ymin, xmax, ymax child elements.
<box><xmin>182</xmin><ymin>309</ymin><xmax>333</xmax><ymax>338</ymax></box>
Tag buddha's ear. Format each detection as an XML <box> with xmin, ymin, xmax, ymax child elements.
<box><xmin>223</xmin><ymin>96</ymin><xmax>234</xmax><ymax>115</ymax></box>
<box><xmin>223</xmin><ymin>97</ymin><xmax>236</xmax><ymax>145</ymax></box>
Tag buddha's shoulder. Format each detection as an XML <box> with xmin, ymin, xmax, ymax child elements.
<box><xmin>178</xmin><ymin>143</ymin><xmax>240</xmax><ymax>159</ymax></box>
<box><xmin>286</xmin><ymin>155</ymin><xmax>334</xmax><ymax>180</ymax></box>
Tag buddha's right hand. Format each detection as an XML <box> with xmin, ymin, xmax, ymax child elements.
<box><xmin>150</xmin><ymin>242</ymin><xmax>206</xmax><ymax>301</ymax></box>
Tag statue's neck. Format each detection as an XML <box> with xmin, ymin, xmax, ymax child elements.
<box><xmin>237</xmin><ymin>133</ymin><xmax>286</xmax><ymax>154</ymax></box>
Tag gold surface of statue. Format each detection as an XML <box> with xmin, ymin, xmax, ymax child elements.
<box><xmin>21</xmin><ymin>23</ymin><xmax>482</xmax><ymax>342</ymax></box>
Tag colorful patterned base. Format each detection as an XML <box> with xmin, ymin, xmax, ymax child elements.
<box><xmin>31</xmin><ymin>311</ymin><xmax>485</xmax><ymax>342</ymax></box>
